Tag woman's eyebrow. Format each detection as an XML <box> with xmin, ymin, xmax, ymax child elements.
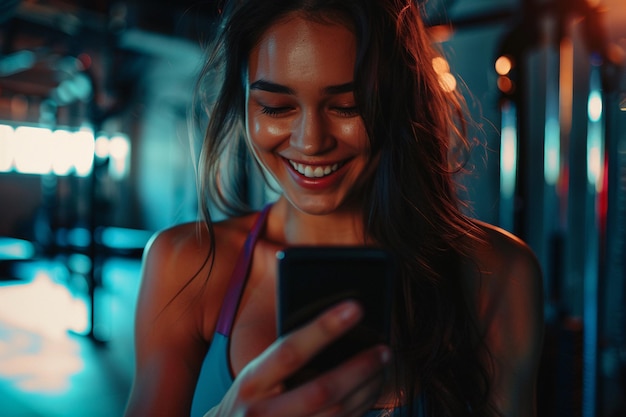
<box><xmin>323</xmin><ymin>82</ymin><xmax>354</xmax><ymax>95</ymax></box>
<box><xmin>248</xmin><ymin>80</ymin><xmax>354</xmax><ymax>95</ymax></box>
<box><xmin>249</xmin><ymin>80</ymin><xmax>294</xmax><ymax>94</ymax></box>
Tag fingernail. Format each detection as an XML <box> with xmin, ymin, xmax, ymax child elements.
<box><xmin>336</xmin><ymin>300</ymin><xmax>361</xmax><ymax>323</ymax></box>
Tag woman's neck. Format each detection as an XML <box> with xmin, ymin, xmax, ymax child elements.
<box><xmin>267</xmin><ymin>197</ymin><xmax>370</xmax><ymax>246</ymax></box>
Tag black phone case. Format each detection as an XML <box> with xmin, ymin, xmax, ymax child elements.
<box><xmin>276</xmin><ymin>246</ymin><xmax>395</xmax><ymax>389</ymax></box>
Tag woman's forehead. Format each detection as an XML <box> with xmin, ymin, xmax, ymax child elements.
<box><xmin>248</xmin><ymin>15</ymin><xmax>356</xmax><ymax>86</ymax></box>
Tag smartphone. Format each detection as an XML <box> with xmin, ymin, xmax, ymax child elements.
<box><xmin>276</xmin><ymin>246</ymin><xmax>395</xmax><ymax>389</ymax></box>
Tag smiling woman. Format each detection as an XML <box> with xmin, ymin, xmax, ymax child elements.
<box><xmin>123</xmin><ymin>1</ymin><xmax>544</xmax><ymax>417</ymax></box>
<box><xmin>245</xmin><ymin>16</ymin><xmax>371</xmax><ymax>216</ymax></box>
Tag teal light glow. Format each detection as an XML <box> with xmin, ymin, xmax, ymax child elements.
<box><xmin>500</xmin><ymin>105</ymin><xmax>518</xmax><ymax>198</ymax></box>
<box><xmin>498</xmin><ymin>100</ymin><xmax>518</xmax><ymax>232</ymax></box>
<box><xmin>587</xmin><ymin>90</ymin><xmax>603</xmax><ymax>122</ymax></box>
<box><xmin>587</xmin><ymin>117</ymin><xmax>604</xmax><ymax>192</ymax></box>
<box><xmin>586</xmin><ymin>69</ymin><xmax>604</xmax><ymax>192</ymax></box>
<box><xmin>544</xmin><ymin>117</ymin><xmax>561</xmax><ymax>186</ymax></box>
<box><xmin>108</xmin><ymin>134</ymin><xmax>131</xmax><ymax>180</ymax></box>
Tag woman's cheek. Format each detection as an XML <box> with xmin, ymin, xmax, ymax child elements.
<box><xmin>251</xmin><ymin>118</ymin><xmax>289</xmax><ymax>148</ymax></box>
<box><xmin>339</xmin><ymin>120</ymin><xmax>369</xmax><ymax>150</ymax></box>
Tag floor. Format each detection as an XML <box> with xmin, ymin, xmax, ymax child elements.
<box><xmin>0</xmin><ymin>256</ymin><xmax>140</xmax><ymax>417</ymax></box>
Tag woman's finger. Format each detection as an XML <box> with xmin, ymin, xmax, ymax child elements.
<box><xmin>248</xmin><ymin>344</ymin><xmax>391</xmax><ymax>417</ymax></box>
<box><xmin>239</xmin><ymin>300</ymin><xmax>365</xmax><ymax>396</ymax></box>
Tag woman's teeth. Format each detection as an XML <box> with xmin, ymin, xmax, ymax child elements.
<box><xmin>289</xmin><ymin>161</ymin><xmax>340</xmax><ymax>178</ymax></box>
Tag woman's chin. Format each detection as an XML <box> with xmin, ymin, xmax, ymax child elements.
<box><xmin>282</xmin><ymin>194</ymin><xmax>364</xmax><ymax>217</ymax></box>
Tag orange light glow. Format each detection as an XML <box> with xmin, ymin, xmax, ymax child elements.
<box><xmin>497</xmin><ymin>76</ymin><xmax>515</xmax><ymax>94</ymax></box>
<box><xmin>428</xmin><ymin>24</ymin><xmax>454</xmax><ymax>43</ymax></box>
<box><xmin>431</xmin><ymin>57</ymin><xmax>456</xmax><ymax>93</ymax></box>
<box><xmin>559</xmin><ymin>37</ymin><xmax>574</xmax><ymax>136</ymax></box>
<box><xmin>438</xmin><ymin>72</ymin><xmax>457</xmax><ymax>93</ymax></box>
<box><xmin>495</xmin><ymin>56</ymin><xmax>513</xmax><ymax>76</ymax></box>
<box><xmin>432</xmin><ymin>56</ymin><xmax>450</xmax><ymax>74</ymax></box>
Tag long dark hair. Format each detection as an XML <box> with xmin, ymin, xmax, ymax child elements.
<box><xmin>194</xmin><ymin>0</ymin><xmax>497</xmax><ymax>415</ymax></box>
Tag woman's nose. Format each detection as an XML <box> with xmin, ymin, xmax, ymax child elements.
<box><xmin>290</xmin><ymin>110</ymin><xmax>335</xmax><ymax>155</ymax></box>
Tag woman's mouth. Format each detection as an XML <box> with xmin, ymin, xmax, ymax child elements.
<box><xmin>288</xmin><ymin>160</ymin><xmax>344</xmax><ymax>178</ymax></box>
<box><xmin>283</xmin><ymin>157</ymin><xmax>350</xmax><ymax>191</ymax></box>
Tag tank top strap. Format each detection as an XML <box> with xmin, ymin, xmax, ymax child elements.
<box><xmin>215</xmin><ymin>204</ymin><xmax>272</xmax><ymax>336</ymax></box>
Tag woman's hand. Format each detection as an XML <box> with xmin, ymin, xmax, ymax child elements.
<box><xmin>205</xmin><ymin>300</ymin><xmax>392</xmax><ymax>417</ymax></box>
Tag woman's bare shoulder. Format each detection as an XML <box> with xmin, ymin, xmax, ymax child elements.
<box><xmin>461</xmin><ymin>220</ymin><xmax>545</xmax><ymax>347</ymax></box>
<box><xmin>465</xmin><ymin>221</ymin><xmax>545</xmax><ymax>413</ymax></box>
<box><xmin>144</xmin><ymin>216</ymin><xmax>254</xmax><ymax>273</ymax></box>
<box><xmin>468</xmin><ymin>220</ymin><xmax>543</xmax><ymax>288</ymax></box>
<box><xmin>469</xmin><ymin>220</ymin><xmax>545</xmax><ymax>316</ymax></box>
<box><xmin>467</xmin><ymin>222</ymin><xmax>544</xmax><ymax>365</ymax></box>
<box><xmin>137</xmin><ymin>214</ymin><xmax>260</xmax><ymax>332</ymax></box>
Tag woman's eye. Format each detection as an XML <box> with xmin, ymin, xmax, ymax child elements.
<box><xmin>261</xmin><ymin>106</ymin><xmax>291</xmax><ymax>116</ymax></box>
<box><xmin>334</xmin><ymin>106</ymin><xmax>359</xmax><ymax>117</ymax></box>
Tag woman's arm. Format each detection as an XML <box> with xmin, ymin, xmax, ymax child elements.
<box><xmin>124</xmin><ymin>224</ymin><xmax>216</xmax><ymax>417</ymax></box>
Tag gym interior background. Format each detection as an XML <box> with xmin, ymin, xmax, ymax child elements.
<box><xmin>0</xmin><ymin>0</ymin><xmax>625</xmax><ymax>416</ymax></box>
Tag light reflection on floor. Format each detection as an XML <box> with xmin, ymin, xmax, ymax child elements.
<box><xmin>0</xmin><ymin>273</ymin><xmax>87</xmax><ymax>394</ymax></box>
<box><xmin>0</xmin><ymin>257</ymin><xmax>140</xmax><ymax>417</ymax></box>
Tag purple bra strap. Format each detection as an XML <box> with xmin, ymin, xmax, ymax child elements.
<box><xmin>215</xmin><ymin>204</ymin><xmax>272</xmax><ymax>336</ymax></box>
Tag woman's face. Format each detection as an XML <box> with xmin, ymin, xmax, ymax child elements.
<box><xmin>246</xmin><ymin>14</ymin><xmax>373</xmax><ymax>215</ymax></box>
